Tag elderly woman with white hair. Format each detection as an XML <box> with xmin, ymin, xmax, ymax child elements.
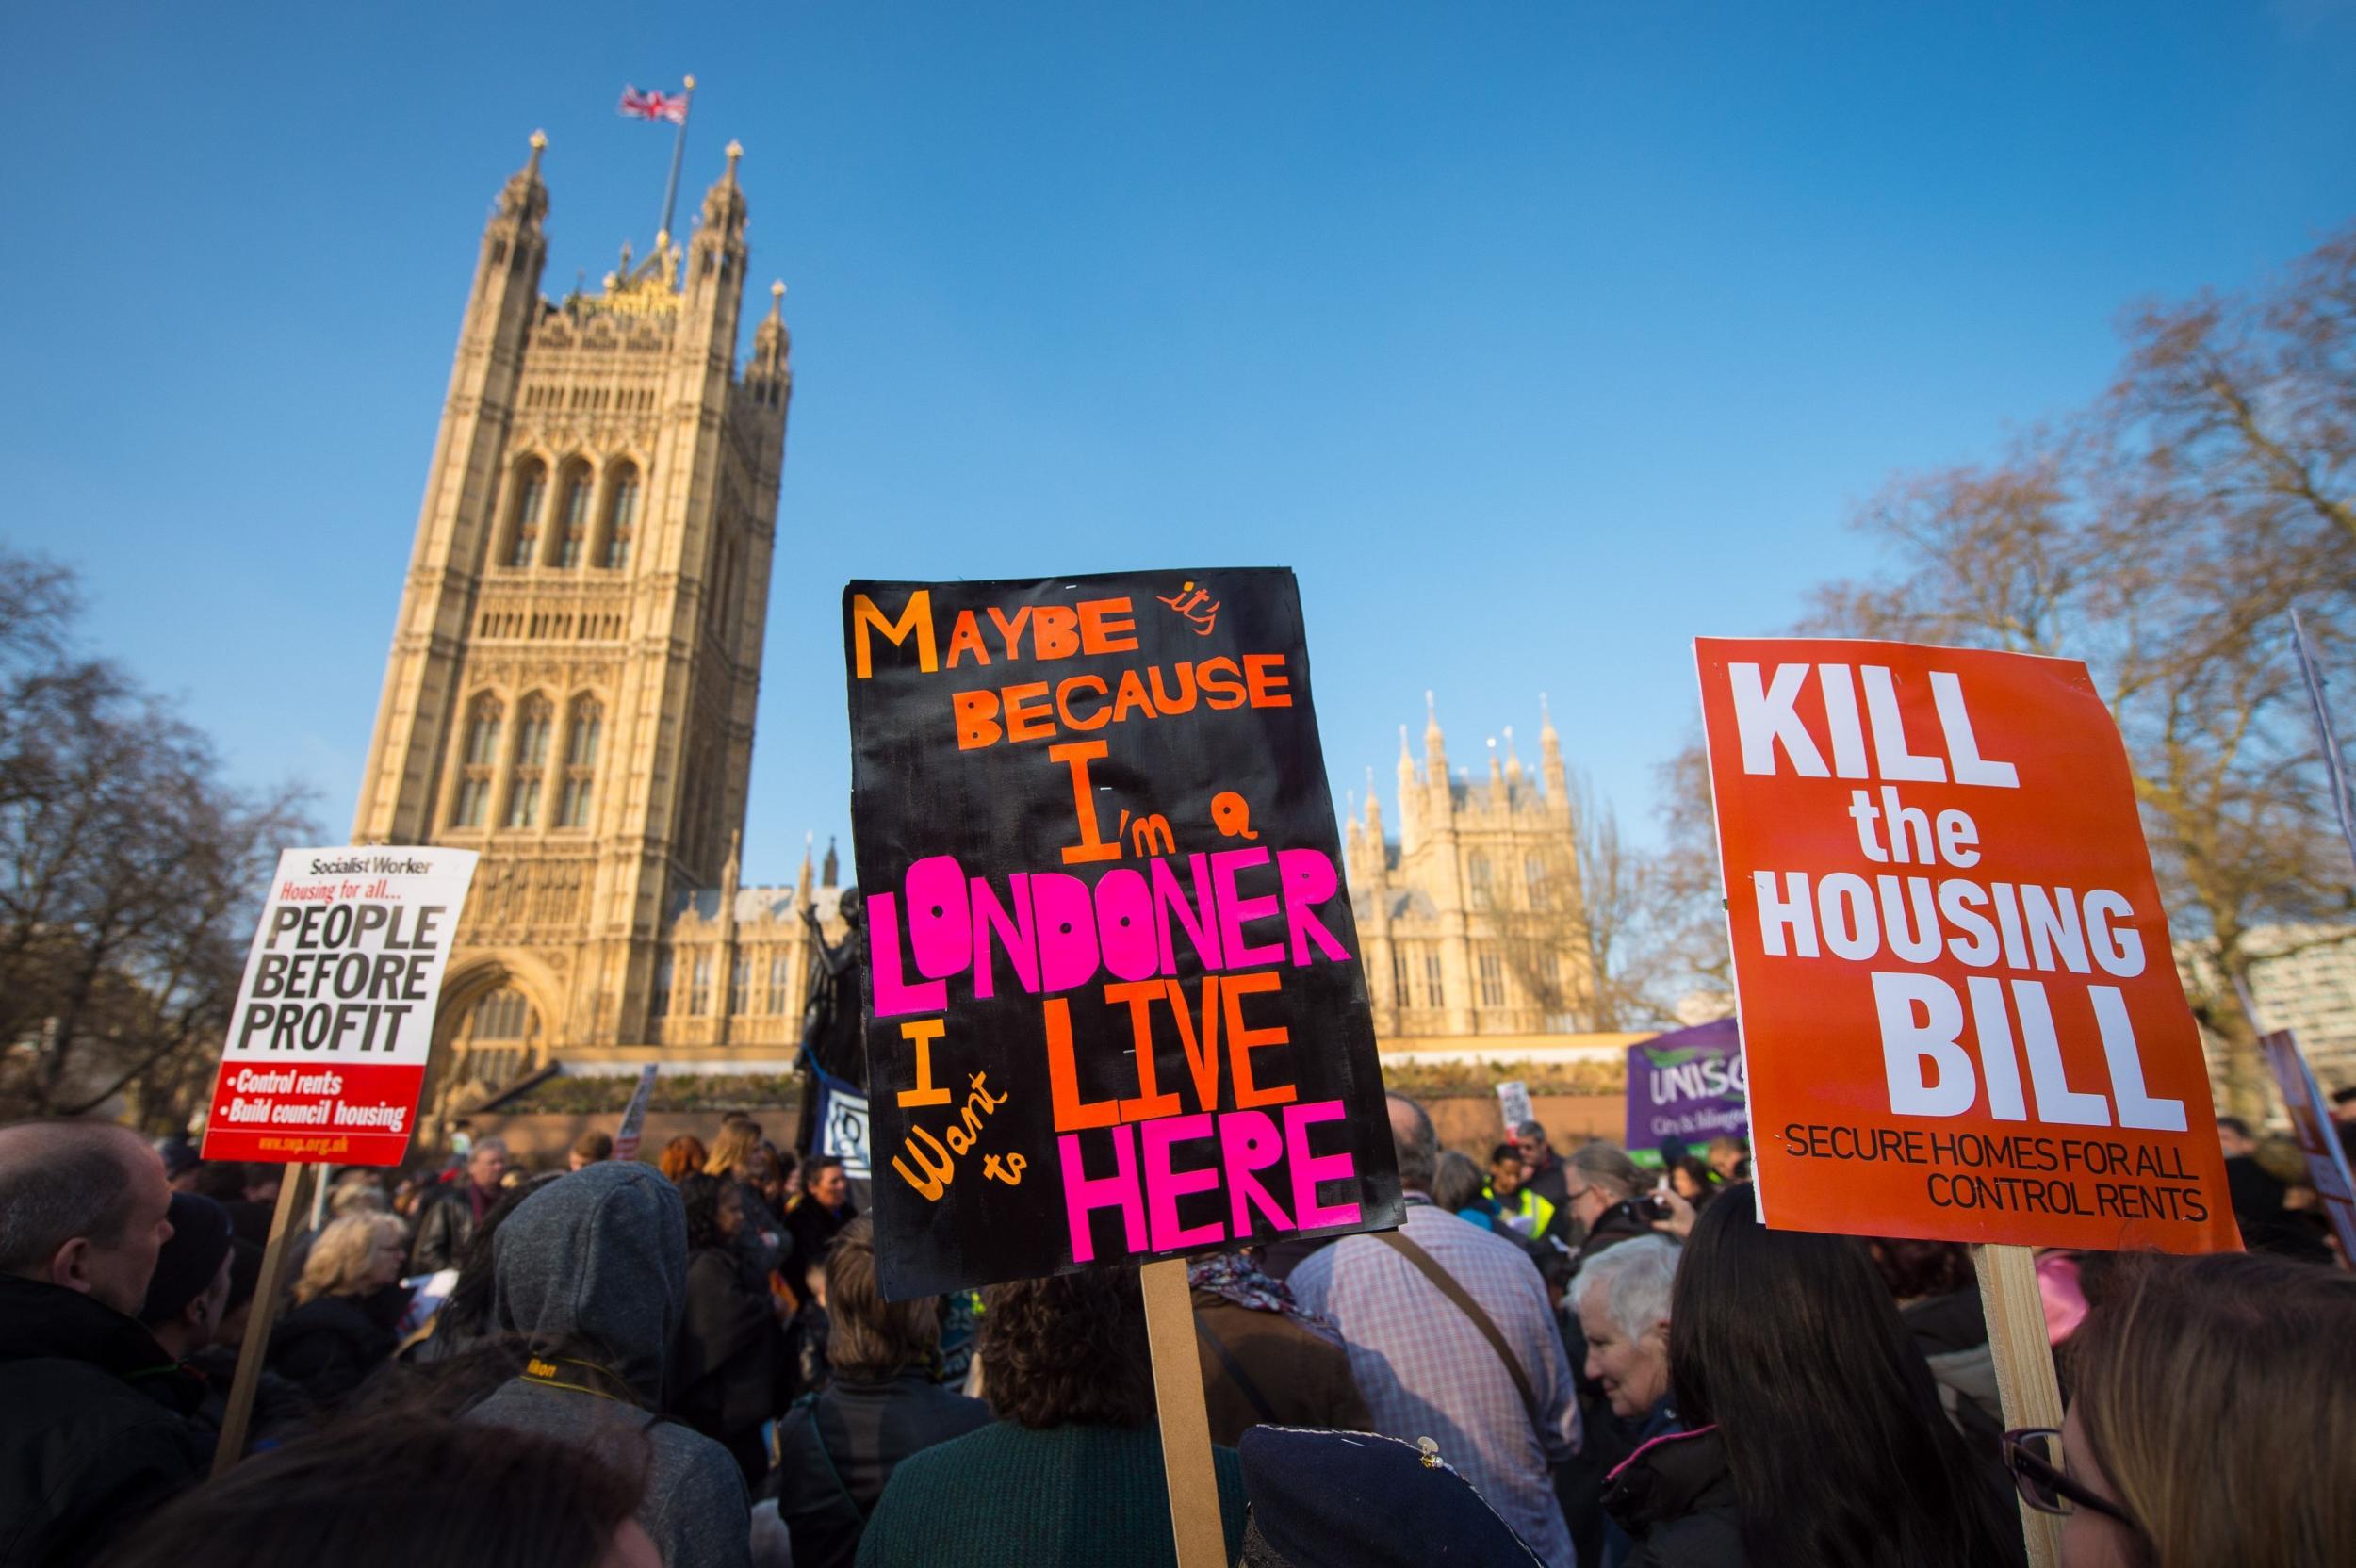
<box><xmin>1577</xmin><ymin>1233</ymin><xmax>1682</xmax><ymax>1568</ymax></box>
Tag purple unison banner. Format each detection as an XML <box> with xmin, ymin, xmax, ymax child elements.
<box><xmin>1625</xmin><ymin>1018</ymin><xmax>1749</xmax><ymax>1163</ymax></box>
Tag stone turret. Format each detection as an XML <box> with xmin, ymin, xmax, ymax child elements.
<box><xmin>1540</xmin><ymin>694</ymin><xmax>1569</xmax><ymax>821</ymax></box>
<box><xmin>1353</xmin><ymin>696</ymin><xmax>1592</xmax><ymax>1041</ymax></box>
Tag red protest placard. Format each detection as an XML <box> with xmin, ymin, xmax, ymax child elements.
<box><xmin>200</xmin><ymin>846</ymin><xmax>479</xmax><ymax>1167</ymax></box>
<box><xmin>1695</xmin><ymin>638</ymin><xmax>2236</xmax><ymax>1253</ymax></box>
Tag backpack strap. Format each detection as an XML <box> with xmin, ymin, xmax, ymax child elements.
<box><xmin>794</xmin><ymin>1392</ymin><xmax>875</xmax><ymax>1522</ymax></box>
<box><xmin>1372</xmin><ymin>1230</ymin><xmax>1541</xmax><ymax>1425</ymax></box>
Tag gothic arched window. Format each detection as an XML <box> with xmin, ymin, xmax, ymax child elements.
<box><xmin>452</xmin><ymin>695</ymin><xmax>502</xmax><ymax>827</ymax></box>
<box><xmin>1525</xmin><ymin>855</ymin><xmax>1549</xmax><ymax>911</ymax></box>
<box><xmin>554</xmin><ymin>463</ymin><xmax>593</xmax><ymax>568</ymax></box>
<box><xmin>504</xmin><ymin>694</ymin><xmax>552</xmax><ymax>827</ymax></box>
<box><xmin>458</xmin><ymin>985</ymin><xmax>539</xmax><ymax>1086</ymax></box>
<box><xmin>1467</xmin><ymin>852</ymin><xmax>1493</xmax><ymax>909</ymax></box>
<box><xmin>767</xmin><ymin>951</ymin><xmax>792</xmax><ymax>1014</ymax></box>
<box><xmin>506</xmin><ymin>461</ymin><xmax>548</xmax><ymax>568</ymax></box>
<box><xmin>559</xmin><ymin>696</ymin><xmax>601</xmax><ymax>827</ymax></box>
<box><xmin>1479</xmin><ymin>951</ymin><xmax>1507</xmax><ymax>1008</ymax></box>
<box><xmin>602</xmin><ymin>464</ymin><xmax>640</xmax><ymax>570</ymax></box>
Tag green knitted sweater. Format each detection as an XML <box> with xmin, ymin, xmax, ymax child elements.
<box><xmin>854</xmin><ymin>1420</ymin><xmax>1246</xmax><ymax>1568</ymax></box>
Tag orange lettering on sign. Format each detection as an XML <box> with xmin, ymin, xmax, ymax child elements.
<box><xmin>1223</xmin><ymin>971</ymin><xmax>1298</xmax><ymax>1110</ymax></box>
<box><xmin>851</xmin><ymin>591</ymin><xmax>936</xmax><ymax>678</ymax></box>
<box><xmin>944</xmin><ymin>611</ymin><xmax>991</xmax><ymax>669</ymax></box>
<box><xmin>1079</xmin><ymin>597</ymin><xmax>1138</xmax><ymax>654</ymax></box>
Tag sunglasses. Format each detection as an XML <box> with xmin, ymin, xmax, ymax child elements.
<box><xmin>2003</xmin><ymin>1429</ymin><xmax>2135</xmax><ymax>1529</ymax></box>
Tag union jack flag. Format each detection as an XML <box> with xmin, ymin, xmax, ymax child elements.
<box><xmin>618</xmin><ymin>85</ymin><xmax>688</xmax><ymax>124</ymax></box>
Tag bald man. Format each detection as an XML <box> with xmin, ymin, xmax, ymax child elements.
<box><xmin>0</xmin><ymin>1120</ymin><xmax>208</xmax><ymax>1567</ymax></box>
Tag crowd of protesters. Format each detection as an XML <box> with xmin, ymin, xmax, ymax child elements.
<box><xmin>2</xmin><ymin>1095</ymin><xmax>2351</xmax><ymax>1568</ymax></box>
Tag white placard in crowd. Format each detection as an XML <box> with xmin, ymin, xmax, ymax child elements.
<box><xmin>2259</xmin><ymin>1028</ymin><xmax>2356</xmax><ymax>1264</ymax></box>
<box><xmin>200</xmin><ymin>846</ymin><xmax>479</xmax><ymax>1167</ymax></box>
<box><xmin>1497</xmin><ymin>1079</ymin><xmax>1534</xmax><ymax>1135</ymax></box>
<box><xmin>613</xmin><ymin>1063</ymin><xmax>661</xmax><ymax>1162</ymax></box>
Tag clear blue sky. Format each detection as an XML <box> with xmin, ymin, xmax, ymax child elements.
<box><xmin>8</xmin><ymin>2</ymin><xmax>2354</xmax><ymax>881</ymax></box>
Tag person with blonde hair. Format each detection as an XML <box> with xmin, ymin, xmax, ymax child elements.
<box><xmin>268</xmin><ymin>1213</ymin><xmax>409</xmax><ymax>1407</ymax></box>
<box><xmin>703</xmin><ymin>1119</ymin><xmax>762</xmax><ymax>1181</ymax></box>
<box><xmin>2010</xmin><ymin>1252</ymin><xmax>2356</xmax><ymax>1568</ymax></box>
<box><xmin>703</xmin><ymin>1121</ymin><xmax>786</xmax><ymax>1284</ymax></box>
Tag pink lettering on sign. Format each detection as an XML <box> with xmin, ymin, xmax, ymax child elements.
<box><xmin>1220</xmin><ymin>1108</ymin><xmax>1290</xmax><ymax>1237</ymax></box>
<box><xmin>1143</xmin><ymin>1113</ymin><xmax>1224</xmax><ymax>1250</ymax></box>
<box><xmin>1061</xmin><ymin>1124</ymin><xmax>1144</xmax><ymax>1264</ymax></box>
<box><xmin>1212</xmin><ymin>848</ymin><xmax>1284</xmax><ymax>967</ymax></box>
<box><xmin>905</xmin><ymin>855</ymin><xmax>970</xmax><ymax>979</ymax></box>
<box><xmin>1095</xmin><ymin>868</ymin><xmax>1158</xmax><ymax>983</ymax></box>
<box><xmin>869</xmin><ymin>893</ymin><xmax>945</xmax><ymax>1014</ymax></box>
<box><xmin>1285</xmin><ymin>1099</ymin><xmax>1361</xmax><ymax>1227</ymax></box>
<box><xmin>1058</xmin><ymin>1099</ymin><xmax>1361</xmax><ymax>1263</ymax></box>
<box><xmin>869</xmin><ymin>851</ymin><xmax>1356</xmax><ymax>1017</ymax></box>
<box><xmin>1032</xmin><ymin>874</ymin><xmax>1099</xmax><ymax>993</ymax></box>
<box><xmin>1277</xmin><ymin>848</ymin><xmax>1352</xmax><ymax>965</ymax></box>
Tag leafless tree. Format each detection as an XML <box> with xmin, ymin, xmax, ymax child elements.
<box><xmin>1648</xmin><ymin>735</ymin><xmax>1736</xmax><ymax>1021</ymax></box>
<box><xmin>0</xmin><ymin>550</ymin><xmax>315</xmax><ymax>1128</ymax></box>
<box><xmin>1800</xmin><ymin>223</ymin><xmax>2356</xmax><ymax>1118</ymax></box>
<box><xmin>1489</xmin><ymin>772</ymin><xmax>1684</xmax><ymax>1033</ymax></box>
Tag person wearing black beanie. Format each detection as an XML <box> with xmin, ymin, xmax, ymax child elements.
<box><xmin>138</xmin><ymin>1195</ymin><xmax>236</xmax><ymax>1362</ymax></box>
<box><xmin>135</xmin><ymin>1200</ymin><xmax>313</xmax><ymax>1459</ymax></box>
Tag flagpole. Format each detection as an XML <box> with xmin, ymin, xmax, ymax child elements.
<box><xmin>657</xmin><ymin>74</ymin><xmax>695</xmax><ymax>252</ymax></box>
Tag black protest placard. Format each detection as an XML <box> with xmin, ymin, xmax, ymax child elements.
<box><xmin>842</xmin><ymin>568</ymin><xmax>1402</xmax><ymax>1299</ymax></box>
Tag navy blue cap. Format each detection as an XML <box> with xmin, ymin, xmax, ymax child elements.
<box><xmin>1237</xmin><ymin>1426</ymin><xmax>1545</xmax><ymax>1567</ymax></box>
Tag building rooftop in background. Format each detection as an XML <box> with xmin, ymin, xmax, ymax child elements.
<box><xmin>2181</xmin><ymin>922</ymin><xmax>2356</xmax><ymax>1110</ymax></box>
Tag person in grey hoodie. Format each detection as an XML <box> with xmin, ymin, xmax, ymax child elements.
<box><xmin>465</xmin><ymin>1162</ymin><xmax>751</xmax><ymax>1568</ymax></box>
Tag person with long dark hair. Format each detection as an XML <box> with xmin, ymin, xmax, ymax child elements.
<box><xmin>672</xmin><ymin>1173</ymin><xmax>785</xmax><ymax>1490</ymax></box>
<box><xmin>1604</xmin><ymin>1184</ymin><xmax>2021</xmax><ymax>1568</ymax></box>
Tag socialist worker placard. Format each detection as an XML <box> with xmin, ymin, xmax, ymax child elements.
<box><xmin>843</xmin><ymin>569</ymin><xmax>1402</xmax><ymax>1299</ymax></box>
<box><xmin>1695</xmin><ymin>638</ymin><xmax>2236</xmax><ymax>1253</ymax></box>
<box><xmin>201</xmin><ymin>845</ymin><xmax>480</xmax><ymax>1167</ymax></box>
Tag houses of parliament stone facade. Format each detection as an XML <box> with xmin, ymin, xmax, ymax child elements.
<box><xmin>360</xmin><ymin>137</ymin><xmax>1595</xmax><ymax>1117</ymax></box>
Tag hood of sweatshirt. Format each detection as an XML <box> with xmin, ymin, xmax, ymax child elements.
<box><xmin>488</xmin><ymin>1162</ymin><xmax>686</xmax><ymax>1404</ymax></box>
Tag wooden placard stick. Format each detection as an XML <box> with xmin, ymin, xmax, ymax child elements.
<box><xmin>1972</xmin><ymin>1241</ymin><xmax>2064</xmax><ymax>1568</ymax></box>
<box><xmin>211</xmin><ymin>1162</ymin><xmax>317</xmax><ymax>1478</ymax></box>
<box><xmin>1139</xmin><ymin>1256</ymin><xmax>1227</xmax><ymax>1568</ymax></box>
